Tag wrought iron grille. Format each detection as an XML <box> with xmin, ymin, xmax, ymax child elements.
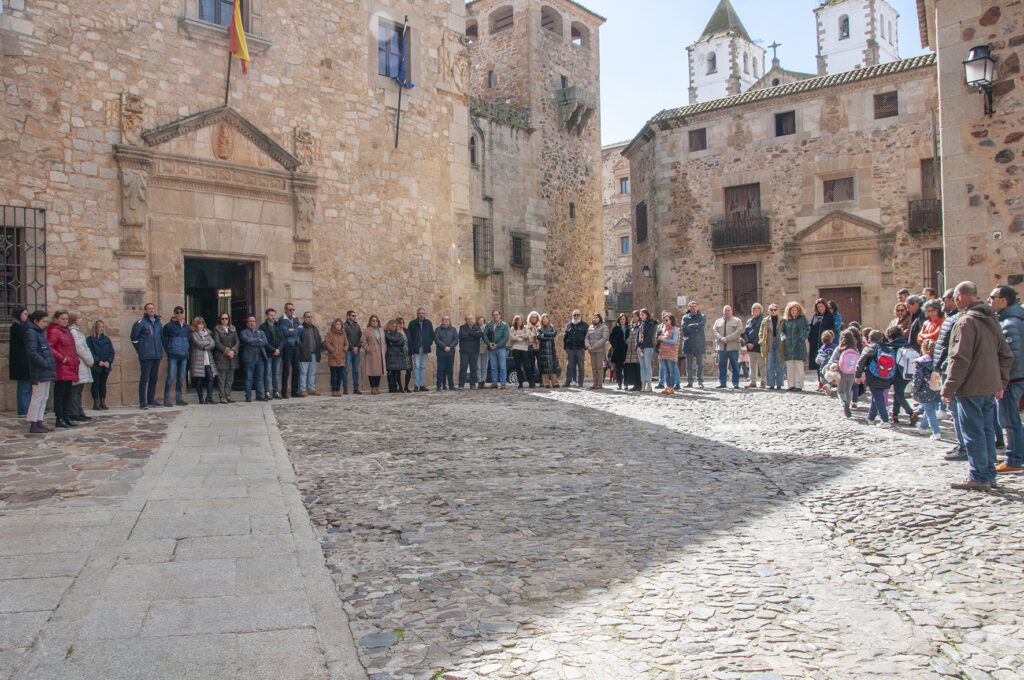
<box><xmin>472</xmin><ymin>217</ymin><xmax>494</xmax><ymax>275</ymax></box>
<box><xmin>0</xmin><ymin>206</ymin><xmax>46</xmax><ymax>322</ymax></box>
<box><xmin>908</xmin><ymin>198</ymin><xmax>942</xmax><ymax>234</ymax></box>
<box><xmin>711</xmin><ymin>217</ymin><xmax>771</xmax><ymax>251</ymax></box>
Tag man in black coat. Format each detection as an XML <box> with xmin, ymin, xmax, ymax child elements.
<box><xmin>407</xmin><ymin>307</ymin><xmax>435</xmax><ymax>392</ymax></box>
<box><xmin>457</xmin><ymin>313</ymin><xmax>483</xmax><ymax>389</ymax></box>
<box><xmin>742</xmin><ymin>303</ymin><xmax>765</xmax><ymax>388</ymax></box>
<box><xmin>563</xmin><ymin>309</ymin><xmax>588</xmax><ymax>387</ymax></box>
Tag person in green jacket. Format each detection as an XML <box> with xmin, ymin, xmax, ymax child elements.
<box><xmin>780</xmin><ymin>301</ymin><xmax>810</xmax><ymax>391</ymax></box>
<box><xmin>484</xmin><ymin>309</ymin><xmax>510</xmax><ymax>388</ymax></box>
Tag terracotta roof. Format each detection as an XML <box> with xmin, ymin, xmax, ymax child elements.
<box><xmin>696</xmin><ymin>0</ymin><xmax>751</xmax><ymax>43</ymax></box>
<box><xmin>650</xmin><ymin>53</ymin><xmax>936</xmax><ymax>125</ymax></box>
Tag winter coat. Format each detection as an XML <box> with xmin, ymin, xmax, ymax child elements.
<box><xmin>586</xmin><ymin>323</ymin><xmax>610</xmax><ymax>354</ymax></box>
<box><xmin>713</xmin><ymin>316</ymin><xmax>744</xmax><ymax>352</ymax></box>
<box><xmin>537</xmin><ymin>325</ymin><xmax>559</xmax><ymax>374</ymax></box>
<box><xmin>401</xmin><ymin>328</ymin><xmax>413</xmax><ymax>369</ymax></box>
<box><xmin>259</xmin><ymin>320</ymin><xmax>283</xmax><ymax>355</ymax></box>
<box><xmin>8</xmin><ymin>319</ymin><xmax>29</xmax><ymax>381</ymax></box>
<box><xmin>809</xmin><ymin>311</ymin><xmax>834</xmax><ymax>348</ymax></box>
<box><xmin>299</xmin><ymin>323</ymin><xmax>322</xmax><ymax>363</ymax></box>
<box><xmin>834</xmin><ymin>312</ymin><xmax>843</xmax><ymax>334</ymax></box>
<box><xmin>680</xmin><ymin>312</ymin><xmax>706</xmax><ymax>355</ymax></box>
<box><xmin>933</xmin><ymin>311</ymin><xmax>958</xmax><ymax>372</ymax></box>
<box><xmin>758</xmin><ymin>314</ymin><xmax>781</xmax><ymax>353</ymax></box>
<box><xmin>887</xmin><ymin>314</ymin><xmax>911</xmax><ymax>338</ymax></box>
<box><xmin>407</xmin><ymin>318</ymin><xmax>435</xmax><ymax>354</ymax></box>
<box><xmin>624</xmin><ymin>324</ymin><xmax>639</xmax><ymax>364</ymax></box>
<box><xmin>888</xmin><ymin>335</ymin><xmax>909</xmax><ymax>379</ymax></box>
<box><xmin>484</xmin><ymin>320</ymin><xmax>509</xmax><ymax>349</ymax></box>
<box><xmin>998</xmin><ymin>303</ymin><xmax>1024</xmax><ymax>383</ymax></box>
<box><xmin>563</xmin><ymin>320</ymin><xmax>589</xmax><ymax>351</ymax></box>
<box><xmin>911</xmin><ymin>356</ymin><xmax>940</xmax><ymax>404</ymax></box>
<box><xmin>130</xmin><ymin>314</ymin><xmax>163</xmax><ymax>360</ymax></box>
<box><xmin>779</xmin><ymin>315</ymin><xmax>809</xmax><ymax>362</ymax></box>
<box><xmin>70</xmin><ymin>325</ymin><xmax>94</xmax><ymax>384</ymax></box>
<box><xmin>239</xmin><ymin>327</ymin><xmax>269</xmax><ymax>364</ymax></box>
<box><xmin>609</xmin><ymin>324</ymin><xmax>629</xmax><ymax>364</ymax></box>
<box><xmin>855</xmin><ymin>342</ymin><xmax>896</xmax><ymax>389</ymax></box>
<box><xmin>279</xmin><ymin>314</ymin><xmax>303</xmax><ymax>348</ymax></box>
<box><xmin>509</xmin><ymin>325</ymin><xmax>535</xmax><ymax>352</ymax></box>
<box><xmin>86</xmin><ymin>334</ymin><xmax>115</xmax><ymax>376</ymax></box>
<box><xmin>212</xmin><ymin>324</ymin><xmax>239</xmax><ymax>371</ymax></box>
<box><xmin>636</xmin><ymin>318</ymin><xmax>656</xmax><ymax>350</ymax></box>
<box><xmin>742</xmin><ymin>314</ymin><xmax>763</xmax><ymax>353</ymax></box>
<box><xmin>658</xmin><ymin>325</ymin><xmax>679</xmax><ymax>361</ymax></box>
<box><xmin>385</xmin><ymin>330</ymin><xmax>408</xmax><ymax>370</ymax></box>
<box><xmin>189</xmin><ymin>329</ymin><xmax>217</xmax><ymax>378</ymax></box>
<box><xmin>458</xmin><ymin>323</ymin><xmax>483</xmax><ymax>355</ymax></box>
<box><xmin>361</xmin><ymin>326</ymin><xmax>386</xmax><ymax>377</ymax></box>
<box><xmin>942</xmin><ymin>302</ymin><xmax>1014</xmax><ymax>399</ymax></box>
<box><xmin>815</xmin><ymin>341</ymin><xmax>837</xmax><ymax>368</ymax></box>
<box><xmin>162</xmin><ymin>320</ymin><xmax>191</xmax><ymax>359</ymax></box>
<box><xmin>908</xmin><ymin>308</ymin><xmax>926</xmax><ymax>351</ymax></box>
<box><xmin>25</xmin><ymin>322</ymin><xmax>56</xmax><ymax>384</ymax></box>
<box><xmin>434</xmin><ymin>325</ymin><xmax>459</xmax><ymax>357</ymax></box>
<box><xmin>344</xmin><ymin>320</ymin><xmax>362</xmax><ymax>350</ymax></box>
<box><xmin>323</xmin><ymin>327</ymin><xmax>349</xmax><ymax>367</ymax></box>
<box><xmin>919</xmin><ymin>317</ymin><xmax>943</xmax><ymax>346</ymax></box>
<box><xmin>46</xmin><ymin>323</ymin><xmax>79</xmax><ymax>381</ymax></box>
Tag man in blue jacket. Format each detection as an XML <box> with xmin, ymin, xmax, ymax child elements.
<box><xmin>279</xmin><ymin>302</ymin><xmax>304</xmax><ymax>398</ymax></box>
<box><xmin>434</xmin><ymin>315</ymin><xmax>459</xmax><ymax>391</ymax></box>
<box><xmin>162</xmin><ymin>305</ymin><xmax>190</xmax><ymax>406</ymax></box>
<box><xmin>407</xmin><ymin>307</ymin><xmax>435</xmax><ymax>392</ymax></box>
<box><xmin>991</xmin><ymin>285</ymin><xmax>1024</xmax><ymax>473</ymax></box>
<box><xmin>130</xmin><ymin>302</ymin><xmax>163</xmax><ymax>409</ymax></box>
<box><xmin>240</xmin><ymin>315</ymin><xmax>270</xmax><ymax>402</ymax></box>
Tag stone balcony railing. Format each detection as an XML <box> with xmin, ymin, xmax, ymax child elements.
<box><xmin>469</xmin><ymin>96</ymin><xmax>533</xmax><ymax>131</ymax></box>
<box><xmin>557</xmin><ymin>86</ymin><xmax>597</xmax><ymax>136</ymax></box>
<box><xmin>710</xmin><ymin>217</ymin><xmax>771</xmax><ymax>251</ymax></box>
<box><xmin>908</xmin><ymin>198</ymin><xmax>942</xmax><ymax>234</ymax></box>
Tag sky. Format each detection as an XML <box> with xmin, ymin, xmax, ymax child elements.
<box><xmin>583</xmin><ymin>0</ymin><xmax>932</xmax><ymax>145</ymax></box>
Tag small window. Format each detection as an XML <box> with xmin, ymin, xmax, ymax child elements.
<box><xmin>541</xmin><ymin>6</ymin><xmax>563</xmax><ymax>36</ymax></box>
<box><xmin>689</xmin><ymin>128</ymin><xmax>708</xmax><ymax>152</ymax></box>
<box><xmin>879</xmin><ymin>13</ymin><xmax>885</xmax><ymax>39</ymax></box>
<box><xmin>635</xmin><ymin>202</ymin><xmax>648</xmax><ymax>243</ymax></box>
<box><xmin>570</xmin><ymin>22</ymin><xmax>588</xmax><ymax>48</ymax></box>
<box><xmin>874</xmin><ymin>91</ymin><xmax>898</xmax><ymax>119</ymax></box>
<box><xmin>752</xmin><ymin>60</ymin><xmax>758</xmax><ymax>77</ymax></box>
<box><xmin>823</xmin><ymin>177</ymin><xmax>855</xmax><ymax>203</ymax></box>
<box><xmin>511</xmin><ymin>233</ymin><xmax>530</xmax><ymax>268</ymax></box>
<box><xmin>490</xmin><ymin>6</ymin><xmax>513</xmax><ymax>34</ymax></box>
<box><xmin>771</xmin><ymin>78</ymin><xmax>780</xmax><ymax>86</ymax></box>
<box><xmin>775</xmin><ymin>111</ymin><xmax>796</xmax><ymax>137</ymax></box>
<box><xmin>743</xmin><ymin>54</ymin><xmax>749</xmax><ymax>74</ymax></box>
<box><xmin>377</xmin><ymin>20</ymin><xmax>406</xmax><ymax>78</ymax></box>
<box><xmin>487</xmin><ymin>70</ymin><xmax>496</xmax><ymax>88</ymax></box>
<box><xmin>619</xmin><ymin>178</ymin><xmax>629</xmax><ymax>194</ymax></box>
<box><xmin>707</xmin><ymin>52</ymin><xmax>717</xmax><ymax>74</ymax></box>
<box><xmin>560</xmin><ymin>75</ymin><xmax>568</xmax><ymax>89</ymax></box>
<box><xmin>569</xmin><ymin>202</ymin><xmax>576</xmax><ymax>219</ymax></box>
<box><xmin>620</xmin><ymin>236</ymin><xmax>630</xmax><ymax>254</ymax></box>
<box><xmin>469</xmin><ymin>136</ymin><xmax>478</xmax><ymax>166</ymax></box>
<box><xmin>888</xmin><ymin>21</ymin><xmax>893</xmax><ymax>43</ymax></box>
<box><xmin>466</xmin><ymin>20</ymin><xmax>478</xmax><ymax>43</ymax></box>
<box><xmin>199</xmin><ymin>0</ymin><xmax>235</xmax><ymax>27</ymax></box>
<box><xmin>839</xmin><ymin>15</ymin><xmax>850</xmax><ymax>39</ymax></box>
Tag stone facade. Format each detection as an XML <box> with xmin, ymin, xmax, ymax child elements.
<box><xmin>624</xmin><ymin>54</ymin><xmax>941</xmax><ymax>333</ymax></box>
<box><xmin>601</xmin><ymin>141</ymin><xmax>632</xmax><ymax>317</ymax></box>
<box><xmin>917</xmin><ymin>0</ymin><xmax>1024</xmax><ymax>290</ymax></box>
<box><xmin>0</xmin><ymin>0</ymin><xmax>604</xmax><ymax>407</ymax></box>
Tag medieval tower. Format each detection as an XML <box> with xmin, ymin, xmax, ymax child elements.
<box><xmin>815</xmin><ymin>0</ymin><xmax>900</xmax><ymax>75</ymax></box>
<box><xmin>686</xmin><ymin>0</ymin><xmax>765</xmax><ymax>104</ymax></box>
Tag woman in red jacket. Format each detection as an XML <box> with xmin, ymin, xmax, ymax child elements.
<box><xmin>46</xmin><ymin>310</ymin><xmax>80</xmax><ymax>428</ymax></box>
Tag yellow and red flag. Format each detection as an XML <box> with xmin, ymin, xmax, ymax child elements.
<box><xmin>229</xmin><ymin>0</ymin><xmax>250</xmax><ymax>74</ymax></box>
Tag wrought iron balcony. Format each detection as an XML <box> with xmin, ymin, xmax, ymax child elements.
<box><xmin>711</xmin><ymin>217</ymin><xmax>771</xmax><ymax>251</ymax></box>
<box><xmin>908</xmin><ymin>198</ymin><xmax>942</xmax><ymax>234</ymax></box>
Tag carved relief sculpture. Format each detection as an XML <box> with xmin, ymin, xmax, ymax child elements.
<box><xmin>213</xmin><ymin>124</ymin><xmax>235</xmax><ymax>161</ymax></box>
<box><xmin>120</xmin><ymin>93</ymin><xmax>144</xmax><ymax>146</ymax></box>
<box><xmin>294</xmin><ymin>192</ymin><xmax>315</xmax><ymax>243</ymax></box>
<box><xmin>438</xmin><ymin>29</ymin><xmax>469</xmax><ymax>96</ymax></box>
<box><xmin>293</xmin><ymin>127</ymin><xmax>321</xmax><ymax>170</ymax></box>
<box><xmin>119</xmin><ymin>167</ymin><xmax>149</xmax><ymax>252</ymax></box>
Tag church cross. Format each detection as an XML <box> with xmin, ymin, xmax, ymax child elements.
<box><xmin>768</xmin><ymin>41</ymin><xmax>781</xmax><ymax>61</ymax></box>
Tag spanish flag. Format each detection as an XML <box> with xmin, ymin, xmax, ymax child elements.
<box><xmin>229</xmin><ymin>0</ymin><xmax>250</xmax><ymax>74</ymax></box>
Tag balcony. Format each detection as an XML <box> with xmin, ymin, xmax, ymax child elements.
<box><xmin>557</xmin><ymin>86</ymin><xmax>597</xmax><ymax>136</ymax></box>
<box><xmin>711</xmin><ymin>217</ymin><xmax>771</xmax><ymax>251</ymax></box>
<box><xmin>908</xmin><ymin>198</ymin><xmax>942</xmax><ymax>234</ymax></box>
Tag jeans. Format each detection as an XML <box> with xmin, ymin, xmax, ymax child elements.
<box><xmin>436</xmin><ymin>354</ymin><xmax>454</xmax><ymax>389</ymax></box>
<box><xmin>413</xmin><ymin>351</ymin><xmax>428</xmax><ymax>388</ymax></box>
<box><xmin>659</xmin><ymin>358</ymin><xmax>680</xmax><ymax>389</ymax></box>
<box><xmin>195</xmin><ymin>365</ymin><xmax>214</xmax><ymax>402</ymax></box>
<box><xmin>565</xmin><ymin>348</ymin><xmax>585</xmax><ymax>386</ymax></box>
<box><xmin>999</xmin><ymin>382</ymin><xmax>1024</xmax><ymax>467</ymax></box>
<box><xmin>717</xmin><ymin>350</ymin><xmax>739</xmax><ymax>387</ymax></box>
<box><xmin>53</xmin><ymin>380</ymin><xmax>73</xmax><ymax>421</ymax></box>
<box><xmin>139</xmin><ymin>358</ymin><xmax>160</xmax><ymax>406</ymax></box>
<box><xmin>164</xmin><ymin>356</ymin><xmax>187</xmax><ymax>403</ymax></box>
<box><xmin>957</xmin><ymin>395</ymin><xmax>998</xmax><ymax>484</ymax></box>
<box><xmin>512</xmin><ymin>349</ymin><xmax>534</xmax><ymax>387</ymax></box>
<box><xmin>27</xmin><ymin>381</ymin><xmax>50</xmax><ymax>422</ymax></box>
<box><xmin>281</xmin><ymin>344</ymin><xmax>300</xmax><ymax>396</ymax></box>
<box><xmin>299</xmin><ymin>358</ymin><xmax>317</xmax><ymax>391</ymax></box>
<box><xmin>919</xmin><ymin>402</ymin><xmax>941</xmax><ymax>435</ymax></box>
<box><xmin>488</xmin><ymin>348</ymin><xmax>507</xmax><ymax>385</ymax></box>
<box><xmin>639</xmin><ymin>347</ymin><xmax>654</xmax><ymax>383</ymax></box>
<box><xmin>264</xmin><ymin>353</ymin><xmax>281</xmax><ymax>395</ymax></box>
<box><xmin>869</xmin><ymin>387</ymin><xmax>890</xmax><ymax>422</ymax></box>
<box><xmin>342</xmin><ymin>351</ymin><xmax>360</xmax><ymax>391</ymax></box>
<box><xmin>684</xmin><ymin>354</ymin><xmax>704</xmax><ymax>386</ymax></box>
<box><xmin>765</xmin><ymin>348</ymin><xmax>784</xmax><ymax>388</ymax></box>
<box><xmin>330</xmin><ymin>366</ymin><xmax>344</xmax><ymax>392</ymax></box>
<box><xmin>891</xmin><ymin>375</ymin><xmax>913</xmax><ymax>420</ymax></box>
<box><xmin>71</xmin><ymin>383</ymin><xmax>85</xmax><ymax>416</ymax></box>
<box><xmin>459</xmin><ymin>351</ymin><xmax>477</xmax><ymax>387</ymax></box>
<box><xmin>90</xmin><ymin>370</ymin><xmax>109</xmax><ymax>401</ymax></box>
<box><xmin>16</xmin><ymin>379</ymin><xmax>31</xmax><ymax>416</ymax></box>
<box><xmin>244</xmin><ymin>359</ymin><xmax>264</xmax><ymax>400</ymax></box>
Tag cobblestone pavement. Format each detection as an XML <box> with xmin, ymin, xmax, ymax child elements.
<box><xmin>278</xmin><ymin>386</ymin><xmax>1024</xmax><ymax>680</ymax></box>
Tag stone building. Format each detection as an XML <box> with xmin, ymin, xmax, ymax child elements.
<box><xmin>687</xmin><ymin>0</ymin><xmax>766</xmax><ymax>104</ymax></box>
<box><xmin>916</xmin><ymin>0</ymin><xmax>1024</xmax><ymax>290</ymax></box>
<box><xmin>601</xmin><ymin>140</ymin><xmax>632</xmax><ymax>317</ymax></box>
<box><xmin>624</xmin><ymin>1</ymin><xmax>941</xmax><ymax>332</ymax></box>
<box><xmin>0</xmin><ymin>0</ymin><xmax>604</xmax><ymax>407</ymax></box>
<box><xmin>815</xmin><ymin>0</ymin><xmax>900</xmax><ymax>75</ymax></box>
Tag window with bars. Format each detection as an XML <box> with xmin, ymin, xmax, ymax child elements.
<box><xmin>823</xmin><ymin>177</ymin><xmax>855</xmax><ymax>203</ymax></box>
<box><xmin>510</xmin><ymin>232</ymin><xmax>530</xmax><ymax>268</ymax></box>
<box><xmin>635</xmin><ymin>202</ymin><xmax>648</xmax><ymax>243</ymax></box>
<box><xmin>874</xmin><ymin>91</ymin><xmax>898</xmax><ymax>119</ymax></box>
<box><xmin>472</xmin><ymin>217</ymin><xmax>493</xmax><ymax>275</ymax></box>
<box><xmin>199</xmin><ymin>0</ymin><xmax>236</xmax><ymax>26</ymax></box>
<box><xmin>689</xmin><ymin>128</ymin><xmax>707</xmax><ymax>152</ymax></box>
<box><xmin>1</xmin><ymin>206</ymin><xmax>46</xmax><ymax>322</ymax></box>
<box><xmin>378</xmin><ymin>20</ymin><xmax>406</xmax><ymax>78</ymax></box>
<box><xmin>775</xmin><ymin>111</ymin><xmax>796</xmax><ymax>137</ymax></box>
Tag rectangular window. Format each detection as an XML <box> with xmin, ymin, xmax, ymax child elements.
<box><xmin>635</xmin><ymin>202</ymin><xmax>648</xmax><ymax>243</ymax></box>
<box><xmin>378</xmin><ymin>20</ymin><xmax>405</xmax><ymax>78</ymax></box>
<box><xmin>619</xmin><ymin>177</ymin><xmax>629</xmax><ymax>194</ymax></box>
<box><xmin>0</xmin><ymin>206</ymin><xmax>46</xmax><ymax>322</ymax></box>
<box><xmin>729</xmin><ymin>263</ymin><xmax>759</xmax><ymax>316</ymax></box>
<box><xmin>511</xmin><ymin>232</ymin><xmax>530</xmax><ymax>268</ymax></box>
<box><xmin>874</xmin><ymin>91</ymin><xmax>898</xmax><ymax>119</ymax></box>
<box><xmin>823</xmin><ymin>177</ymin><xmax>855</xmax><ymax>203</ymax></box>
<box><xmin>689</xmin><ymin>128</ymin><xmax>708</xmax><ymax>152</ymax></box>
<box><xmin>199</xmin><ymin>0</ymin><xmax>235</xmax><ymax>27</ymax></box>
<box><xmin>620</xmin><ymin>235</ymin><xmax>630</xmax><ymax>254</ymax></box>
<box><xmin>472</xmin><ymin>217</ymin><xmax>493</xmax><ymax>275</ymax></box>
<box><xmin>560</xmin><ymin>75</ymin><xmax>569</xmax><ymax>89</ymax></box>
<box><xmin>775</xmin><ymin>111</ymin><xmax>796</xmax><ymax>137</ymax></box>
<box><xmin>487</xmin><ymin>70</ymin><xmax>496</xmax><ymax>89</ymax></box>
<box><xmin>724</xmin><ymin>183</ymin><xmax>761</xmax><ymax>221</ymax></box>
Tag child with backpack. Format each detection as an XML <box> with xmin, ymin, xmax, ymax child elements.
<box><xmin>856</xmin><ymin>329</ymin><xmax>897</xmax><ymax>428</ymax></box>
<box><xmin>815</xmin><ymin>329</ymin><xmax>838</xmax><ymax>395</ymax></box>
<box><xmin>911</xmin><ymin>338</ymin><xmax>942</xmax><ymax>440</ymax></box>
<box><xmin>830</xmin><ymin>329</ymin><xmax>862</xmax><ymax>418</ymax></box>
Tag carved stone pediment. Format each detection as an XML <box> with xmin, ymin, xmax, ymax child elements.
<box><xmin>141</xmin><ymin>106</ymin><xmax>301</xmax><ymax>171</ymax></box>
<box><xmin>792</xmin><ymin>210</ymin><xmax>884</xmax><ymax>244</ymax></box>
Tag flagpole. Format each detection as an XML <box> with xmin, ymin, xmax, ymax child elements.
<box><xmin>394</xmin><ymin>15</ymin><xmax>408</xmax><ymax>149</ymax></box>
<box><xmin>224</xmin><ymin>52</ymin><xmax>233</xmax><ymax>107</ymax></box>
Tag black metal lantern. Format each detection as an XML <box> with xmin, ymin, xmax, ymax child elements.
<box><xmin>964</xmin><ymin>45</ymin><xmax>997</xmax><ymax>115</ymax></box>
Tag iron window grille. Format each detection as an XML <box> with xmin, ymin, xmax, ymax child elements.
<box><xmin>1</xmin><ymin>206</ymin><xmax>46</xmax><ymax>322</ymax></box>
<box><xmin>635</xmin><ymin>202</ymin><xmax>648</xmax><ymax>243</ymax></box>
<box><xmin>510</xmin><ymin>231</ymin><xmax>530</xmax><ymax>269</ymax></box>
<box><xmin>472</xmin><ymin>217</ymin><xmax>494</xmax><ymax>275</ymax></box>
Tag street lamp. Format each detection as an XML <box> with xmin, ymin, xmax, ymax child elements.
<box><xmin>642</xmin><ymin>265</ymin><xmax>653</xmax><ymax>278</ymax></box>
<box><xmin>964</xmin><ymin>45</ymin><xmax>997</xmax><ymax>116</ymax></box>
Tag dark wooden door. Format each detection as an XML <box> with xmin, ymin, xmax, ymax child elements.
<box><xmin>731</xmin><ymin>263</ymin><xmax>759</xmax><ymax>315</ymax></box>
<box><xmin>819</xmin><ymin>286</ymin><xmax>861</xmax><ymax>328</ymax></box>
<box><xmin>230</xmin><ymin>262</ymin><xmax>255</xmax><ymax>330</ymax></box>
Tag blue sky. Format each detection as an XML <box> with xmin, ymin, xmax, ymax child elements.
<box><xmin>583</xmin><ymin>0</ymin><xmax>931</xmax><ymax>145</ymax></box>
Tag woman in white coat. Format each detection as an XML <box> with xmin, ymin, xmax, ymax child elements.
<box><xmin>69</xmin><ymin>312</ymin><xmax>95</xmax><ymax>421</ymax></box>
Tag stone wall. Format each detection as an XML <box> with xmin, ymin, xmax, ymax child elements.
<box><xmin>602</xmin><ymin>141</ymin><xmax>632</xmax><ymax>314</ymax></box>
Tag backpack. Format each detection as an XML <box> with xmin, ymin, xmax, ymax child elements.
<box><xmin>838</xmin><ymin>349</ymin><xmax>860</xmax><ymax>375</ymax></box>
<box><xmin>868</xmin><ymin>343</ymin><xmax>897</xmax><ymax>380</ymax></box>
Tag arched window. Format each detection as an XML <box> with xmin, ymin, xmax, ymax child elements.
<box><xmin>570</xmin><ymin>22</ymin><xmax>589</xmax><ymax>48</ymax></box>
<box><xmin>707</xmin><ymin>52</ymin><xmax>717</xmax><ymax>74</ymax></box>
<box><xmin>487</xmin><ymin>70</ymin><xmax>495</xmax><ymax>88</ymax></box>
<box><xmin>839</xmin><ymin>15</ymin><xmax>850</xmax><ymax>39</ymax></box>
<box><xmin>752</xmin><ymin>60</ymin><xmax>759</xmax><ymax>77</ymax></box>
<box><xmin>879</xmin><ymin>13</ymin><xmax>885</xmax><ymax>39</ymax></box>
<box><xmin>540</xmin><ymin>6</ymin><xmax>562</xmax><ymax>36</ymax></box>
<box><xmin>465</xmin><ymin>20</ymin><xmax>478</xmax><ymax>43</ymax></box>
<box><xmin>469</xmin><ymin>136</ymin><xmax>478</xmax><ymax>165</ymax></box>
<box><xmin>743</xmin><ymin>53</ymin><xmax>749</xmax><ymax>74</ymax></box>
<box><xmin>489</xmin><ymin>6</ymin><xmax>513</xmax><ymax>35</ymax></box>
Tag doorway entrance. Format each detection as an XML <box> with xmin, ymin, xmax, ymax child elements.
<box><xmin>184</xmin><ymin>258</ymin><xmax>257</xmax><ymax>330</ymax></box>
<box><xmin>819</xmin><ymin>286</ymin><xmax>862</xmax><ymax>327</ymax></box>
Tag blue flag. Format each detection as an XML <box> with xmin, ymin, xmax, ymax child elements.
<box><xmin>394</xmin><ymin>23</ymin><xmax>414</xmax><ymax>90</ymax></box>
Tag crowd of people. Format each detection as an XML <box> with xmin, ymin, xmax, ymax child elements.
<box><xmin>7</xmin><ymin>281</ymin><xmax>1021</xmax><ymax>492</ymax></box>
